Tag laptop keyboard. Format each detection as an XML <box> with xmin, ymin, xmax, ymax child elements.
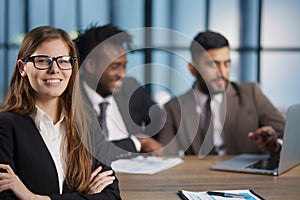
<box><xmin>246</xmin><ymin>155</ymin><xmax>280</xmax><ymax>170</ymax></box>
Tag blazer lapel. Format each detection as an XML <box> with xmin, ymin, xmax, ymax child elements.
<box><xmin>181</xmin><ymin>90</ymin><xmax>201</xmax><ymax>154</ymax></box>
<box><xmin>223</xmin><ymin>83</ymin><xmax>240</xmax><ymax>152</ymax></box>
<box><xmin>22</xmin><ymin>115</ymin><xmax>60</xmax><ymax>193</ymax></box>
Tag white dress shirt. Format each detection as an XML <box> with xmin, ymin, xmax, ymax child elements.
<box><xmin>83</xmin><ymin>81</ymin><xmax>141</xmax><ymax>151</ymax></box>
<box><xmin>30</xmin><ymin>106</ymin><xmax>67</xmax><ymax>194</ymax></box>
<box><xmin>211</xmin><ymin>93</ymin><xmax>226</xmax><ymax>155</ymax></box>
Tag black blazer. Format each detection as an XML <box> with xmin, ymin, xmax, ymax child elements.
<box><xmin>0</xmin><ymin>112</ymin><xmax>121</xmax><ymax>200</ymax></box>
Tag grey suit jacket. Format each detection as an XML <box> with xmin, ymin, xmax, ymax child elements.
<box><xmin>81</xmin><ymin>77</ymin><xmax>163</xmax><ymax>157</ymax></box>
<box><xmin>159</xmin><ymin>82</ymin><xmax>286</xmax><ymax>155</ymax></box>
<box><xmin>113</xmin><ymin>77</ymin><xmax>163</xmax><ymax>138</ymax></box>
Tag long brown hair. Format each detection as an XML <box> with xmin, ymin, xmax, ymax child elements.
<box><xmin>1</xmin><ymin>26</ymin><xmax>92</xmax><ymax>192</ymax></box>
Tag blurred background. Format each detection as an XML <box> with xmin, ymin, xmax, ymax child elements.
<box><xmin>1</xmin><ymin>0</ymin><xmax>299</xmax><ymax>116</ymax></box>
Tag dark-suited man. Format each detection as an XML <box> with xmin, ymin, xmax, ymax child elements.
<box><xmin>75</xmin><ymin>24</ymin><xmax>164</xmax><ymax>158</ymax></box>
<box><xmin>159</xmin><ymin>31</ymin><xmax>285</xmax><ymax>156</ymax></box>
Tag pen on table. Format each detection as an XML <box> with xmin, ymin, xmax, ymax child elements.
<box><xmin>207</xmin><ymin>191</ymin><xmax>247</xmax><ymax>199</ymax></box>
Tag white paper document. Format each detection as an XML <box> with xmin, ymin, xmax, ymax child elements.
<box><xmin>177</xmin><ymin>189</ymin><xmax>264</xmax><ymax>200</ymax></box>
<box><xmin>111</xmin><ymin>156</ymin><xmax>183</xmax><ymax>174</ymax></box>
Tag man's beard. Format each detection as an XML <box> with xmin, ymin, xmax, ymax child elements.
<box><xmin>96</xmin><ymin>79</ymin><xmax>124</xmax><ymax>98</ymax></box>
<box><xmin>196</xmin><ymin>73</ymin><xmax>229</xmax><ymax>95</ymax></box>
<box><xmin>96</xmin><ymin>84</ymin><xmax>111</xmax><ymax>98</ymax></box>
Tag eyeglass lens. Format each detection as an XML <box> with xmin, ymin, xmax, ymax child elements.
<box><xmin>34</xmin><ymin>56</ymin><xmax>73</xmax><ymax>70</ymax></box>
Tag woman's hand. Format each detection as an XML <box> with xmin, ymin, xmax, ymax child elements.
<box><xmin>0</xmin><ymin>164</ymin><xmax>50</xmax><ymax>200</ymax></box>
<box><xmin>87</xmin><ymin>166</ymin><xmax>115</xmax><ymax>194</ymax></box>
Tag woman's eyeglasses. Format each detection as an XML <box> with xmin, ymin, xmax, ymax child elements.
<box><xmin>22</xmin><ymin>55</ymin><xmax>77</xmax><ymax>70</ymax></box>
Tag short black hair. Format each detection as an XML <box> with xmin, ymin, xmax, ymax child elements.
<box><xmin>190</xmin><ymin>31</ymin><xmax>229</xmax><ymax>63</ymax></box>
<box><xmin>74</xmin><ymin>24</ymin><xmax>132</xmax><ymax>65</ymax></box>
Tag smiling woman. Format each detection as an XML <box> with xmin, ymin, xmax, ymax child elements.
<box><xmin>18</xmin><ymin>39</ymin><xmax>73</xmax><ymax>109</ymax></box>
<box><xmin>0</xmin><ymin>26</ymin><xmax>121</xmax><ymax>200</ymax></box>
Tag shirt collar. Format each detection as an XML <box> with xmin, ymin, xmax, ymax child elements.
<box><xmin>30</xmin><ymin>105</ymin><xmax>66</xmax><ymax>131</ymax></box>
<box><xmin>83</xmin><ymin>81</ymin><xmax>112</xmax><ymax>104</ymax></box>
<box><xmin>194</xmin><ymin>87</ymin><xmax>209</xmax><ymax>108</ymax></box>
<box><xmin>194</xmin><ymin>87</ymin><xmax>224</xmax><ymax>107</ymax></box>
<box><xmin>212</xmin><ymin>93</ymin><xmax>224</xmax><ymax>104</ymax></box>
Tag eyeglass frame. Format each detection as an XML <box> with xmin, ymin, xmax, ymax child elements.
<box><xmin>22</xmin><ymin>55</ymin><xmax>77</xmax><ymax>70</ymax></box>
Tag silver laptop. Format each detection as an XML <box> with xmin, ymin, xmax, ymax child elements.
<box><xmin>212</xmin><ymin>103</ymin><xmax>300</xmax><ymax>176</ymax></box>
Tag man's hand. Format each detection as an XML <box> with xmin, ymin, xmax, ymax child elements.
<box><xmin>137</xmin><ymin>136</ymin><xmax>165</xmax><ymax>156</ymax></box>
<box><xmin>248</xmin><ymin>126</ymin><xmax>282</xmax><ymax>154</ymax></box>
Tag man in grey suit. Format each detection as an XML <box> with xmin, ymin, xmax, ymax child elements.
<box><xmin>159</xmin><ymin>31</ymin><xmax>285</xmax><ymax>156</ymax></box>
<box><xmin>75</xmin><ymin>24</ymin><xmax>164</xmax><ymax>158</ymax></box>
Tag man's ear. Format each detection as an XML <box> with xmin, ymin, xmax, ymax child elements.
<box><xmin>18</xmin><ymin>60</ymin><xmax>27</xmax><ymax>77</ymax></box>
<box><xmin>84</xmin><ymin>59</ymin><xmax>97</xmax><ymax>74</ymax></box>
<box><xmin>188</xmin><ymin>62</ymin><xmax>198</xmax><ymax>78</ymax></box>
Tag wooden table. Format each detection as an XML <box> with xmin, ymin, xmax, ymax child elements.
<box><xmin>116</xmin><ymin>155</ymin><xmax>300</xmax><ymax>199</ymax></box>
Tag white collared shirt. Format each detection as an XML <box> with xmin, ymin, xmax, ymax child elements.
<box><xmin>210</xmin><ymin>93</ymin><xmax>226</xmax><ymax>155</ymax></box>
<box><xmin>83</xmin><ymin>81</ymin><xmax>141</xmax><ymax>151</ymax></box>
<box><xmin>194</xmin><ymin>89</ymin><xmax>209</xmax><ymax>116</ymax></box>
<box><xmin>30</xmin><ymin>106</ymin><xmax>67</xmax><ymax>194</ymax></box>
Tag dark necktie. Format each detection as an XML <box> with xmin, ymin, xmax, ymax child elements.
<box><xmin>199</xmin><ymin>97</ymin><xmax>215</xmax><ymax>156</ymax></box>
<box><xmin>200</xmin><ymin>98</ymin><xmax>211</xmax><ymax>136</ymax></box>
<box><xmin>98</xmin><ymin>102</ymin><xmax>109</xmax><ymax>137</ymax></box>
